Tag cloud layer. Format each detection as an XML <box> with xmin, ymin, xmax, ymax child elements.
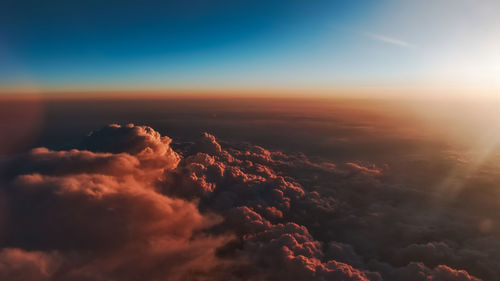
<box><xmin>0</xmin><ymin>124</ymin><xmax>493</xmax><ymax>280</ymax></box>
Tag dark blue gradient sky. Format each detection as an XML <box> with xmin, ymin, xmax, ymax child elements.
<box><xmin>1</xmin><ymin>0</ymin><xmax>499</xmax><ymax>95</ymax></box>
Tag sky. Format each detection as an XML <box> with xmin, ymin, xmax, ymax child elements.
<box><xmin>1</xmin><ymin>0</ymin><xmax>500</xmax><ymax>97</ymax></box>
<box><xmin>2</xmin><ymin>2</ymin><xmax>500</xmax><ymax>279</ymax></box>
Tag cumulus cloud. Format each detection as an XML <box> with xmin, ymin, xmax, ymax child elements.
<box><xmin>386</xmin><ymin>263</ymin><xmax>481</xmax><ymax>281</ymax></box>
<box><xmin>0</xmin><ymin>124</ymin><xmax>225</xmax><ymax>281</ymax></box>
<box><xmin>0</xmin><ymin>248</ymin><xmax>60</xmax><ymax>281</ymax></box>
<box><xmin>0</xmin><ymin>124</ymin><xmax>488</xmax><ymax>281</ymax></box>
<box><xmin>81</xmin><ymin>123</ymin><xmax>180</xmax><ymax>170</ymax></box>
<box><xmin>7</xmin><ymin>147</ymin><xmax>140</xmax><ymax>177</ymax></box>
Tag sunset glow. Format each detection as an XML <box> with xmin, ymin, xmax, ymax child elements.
<box><xmin>2</xmin><ymin>0</ymin><xmax>500</xmax><ymax>98</ymax></box>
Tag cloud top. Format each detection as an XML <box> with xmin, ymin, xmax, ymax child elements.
<box><xmin>0</xmin><ymin>124</ymin><xmax>488</xmax><ymax>281</ymax></box>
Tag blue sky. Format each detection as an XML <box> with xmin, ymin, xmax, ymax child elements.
<box><xmin>1</xmin><ymin>0</ymin><xmax>499</xmax><ymax>96</ymax></box>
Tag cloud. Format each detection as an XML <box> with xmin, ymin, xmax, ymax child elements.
<box><xmin>0</xmin><ymin>124</ymin><xmax>488</xmax><ymax>281</ymax></box>
<box><xmin>365</xmin><ymin>32</ymin><xmax>414</xmax><ymax>48</ymax></box>
<box><xmin>81</xmin><ymin>123</ymin><xmax>181</xmax><ymax>170</ymax></box>
<box><xmin>0</xmin><ymin>124</ymin><xmax>227</xmax><ymax>281</ymax></box>
<box><xmin>386</xmin><ymin>263</ymin><xmax>481</xmax><ymax>281</ymax></box>
<box><xmin>0</xmin><ymin>248</ymin><xmax>60</xmax><ymax>281</ymax></box>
